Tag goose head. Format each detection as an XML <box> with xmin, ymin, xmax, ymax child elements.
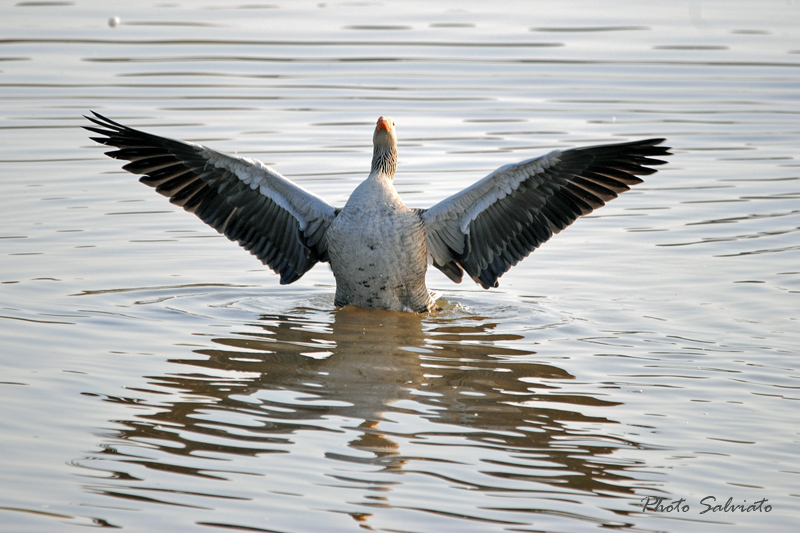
<box><xmin>371</xmin><ymin>116</ymin><xmax>398</xmax><ymax>178</ymax></box>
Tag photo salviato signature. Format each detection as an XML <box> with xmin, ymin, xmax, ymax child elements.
<box><xmin>640</xmin><ymin>496</ymin><xmax>772</xmax><ymax>515</ymax></box>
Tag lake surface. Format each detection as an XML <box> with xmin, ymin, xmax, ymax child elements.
<box><xmin>1</xmin><ymin>1</ymin><xmax>798</xmax><ymax>531</ymax></box>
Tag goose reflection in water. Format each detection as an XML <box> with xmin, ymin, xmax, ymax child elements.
<box><xmin>78</xmin><ymin>307</ymin><xmax>653</xmax><ymax>524</ymax></box>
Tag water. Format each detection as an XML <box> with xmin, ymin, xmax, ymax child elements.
<box><xmin>1</xmin><ymin>0</ymin><xmax>799</xmax><ymax>531</ymax></box>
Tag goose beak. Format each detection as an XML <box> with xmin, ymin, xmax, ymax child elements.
<box><xmin>376</xmin><ymin>116</ymin><xmax>393</xmax><ymax>132</ymax></box>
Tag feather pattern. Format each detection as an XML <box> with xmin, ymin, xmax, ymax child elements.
<box><xmin>421</xmin><ymin>139</ymin><xmax>670</xmax><ymax>288</ymax></box>
<box><xmin>84</xmin><ymin>112</ymin><xmax>337</xmax><ymax>284</ymax></box>
<box><xmin>85</xmin><ymin>112</ymin><xmax>670</xmax><ymax>312</ymax></box>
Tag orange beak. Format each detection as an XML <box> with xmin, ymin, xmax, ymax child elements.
<box><xmin>376</xmin><ymin>116</ymin><xmax>392</xmax><ymax>132</ymax></box>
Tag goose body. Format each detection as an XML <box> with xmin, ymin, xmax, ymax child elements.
<box><xmin>84</xmin><ymin>113</ymin><xmax>670</xmax><ymax>313</ymax></box>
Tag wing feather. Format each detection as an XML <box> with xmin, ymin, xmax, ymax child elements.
<box><xmin>421</xmin><ymin>138</ymin><xmax>670</xmax><ymax>289</ymax></box>
<box><xmin>84</xmin><ymin>111</ymin><xmax>338</xmax><ymax>284</ymax></box>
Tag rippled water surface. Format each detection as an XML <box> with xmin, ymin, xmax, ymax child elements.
<box><xmin>2</xmin><ymin>1</ymin><xmax>799</xmax><ymax>531</ymax></box>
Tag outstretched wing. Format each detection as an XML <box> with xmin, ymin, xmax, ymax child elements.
<box><xmin>420</xmin><ymin>139</ymin><xmax>670</xmax><ymax>288</ymax></box>
<box><xmin>84</xmin><ymin>112</ymin><xmax>338</xmax><ymax>284</ymax></box>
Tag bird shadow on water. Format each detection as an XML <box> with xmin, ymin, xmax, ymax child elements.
<box><xmin>77</xmin><ymin>299</ymin><xmax>662</xmax><ymax>525</ymax></box>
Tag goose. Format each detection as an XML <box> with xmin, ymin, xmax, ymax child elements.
<box><xmin>84</xmin><ymin>113</ymin><xmax>670</xmax><ymax>313</ymax></box>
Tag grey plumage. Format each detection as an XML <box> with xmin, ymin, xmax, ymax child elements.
<box><xmin>422</xmin><ymin>138</ymin><xmax>669</xmax><ymax>289</ymax></box>
<box><xmin>84</xmin><ymin>112</ymin><xmax>670</xmax><ymax>312</ymax></box>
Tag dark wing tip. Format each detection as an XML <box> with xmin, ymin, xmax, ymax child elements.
<box><xmin>458</xmin><ymin>136</ymin><xmax>672</xmax><ymax>289</ymax></box>
<box><xmin>83</xmin><ymin>111</ymin><xmax>332</xmax><ymax>285</ymax></box>
<box><xmin>83</xmin><ymin>111</ymin><xmax>137</xmax><ymax>151</ymax></box>
<box><xmin>83</xmin><ymin>110</ymin><xmax>124</xmax><ymax>132</ymax></box>
<box><xmin>619</xmin><ymin>137</ymin><xmax>672</xmax><ymax>164</ymax></box>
